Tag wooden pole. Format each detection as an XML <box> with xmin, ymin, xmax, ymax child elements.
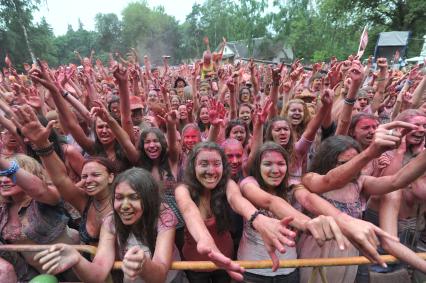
<box><xmin>3</xmin><ymin>245</ymin><xmax>426</xmax><ymax>271</ymax></box>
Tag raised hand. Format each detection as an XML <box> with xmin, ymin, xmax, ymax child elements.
<box><xmin>112</xmin><ymin>64</ymin><xmax>128</xmax><ymax>85</ymax></box>
<box><xmin>34</xmin><ymin>244</ymin><xmax>81</xmax><ymax>275</ymax></box>
<box><xmin>91</xmin><ymin>100</ymin><xmax>113</xmax><ymax>123</ymax></box>
<box><xmin>29</xmin><ymin>59</ymin><xmax>60</xmax><ymax>93</ymax></box>
<box><xmin>12</xmin><ymin>105</ymin><xmax>53</xmax><ymax>147</ymax></box>
<box><xmin>367</xmin><ymin>121</ymin><xmax>418</xmax><ymax>158</ymax></box>
<box><xmin>208</xmin><ymin>99</ymin><xmax>225</xmax><ymax>126</ymax></box>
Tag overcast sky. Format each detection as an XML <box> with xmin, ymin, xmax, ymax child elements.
<box><xmin>34</xmin><ymin>0</ymin><xmax>202</xmax><ymax>36</ymax></box>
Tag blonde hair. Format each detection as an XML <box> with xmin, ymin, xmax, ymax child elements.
<box><xmin>6</xmin><ymin>154</ymin><xmax>50</xmax><ymax>184</ymax></box>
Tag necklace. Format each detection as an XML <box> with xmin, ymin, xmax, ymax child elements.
<box><xmin>93</xmin><ymin>195</ymin><xmax>110</xmax><ymax>213</ymax></box>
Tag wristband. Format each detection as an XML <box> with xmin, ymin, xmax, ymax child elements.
<box><xmin>248</xmin><ymin>210</ymin><xmax>267</xmax><ymax>230</ymax></box>
<box><xmin>0</xmin><ymin>160</ymin><xmax>20</xmax><ymax>184</ymax></box>
<box><xmin>62</xmin><ymin>91</ymin><xmax>69</xmax><ymax>98</ymax></box>
<box><xmin>376</xmin><ymin>77</ymin><xmax>386</xmax><ymax>82</ymax></box>
<box><xmin>33</xmin><ymin>143</ymin><xmax>54</xmax><ymax>156</ymax></box>
<box><xmin>344</xmin><ymin>97</ymin><xmax>356</xmax><ymax>105</ymax></box>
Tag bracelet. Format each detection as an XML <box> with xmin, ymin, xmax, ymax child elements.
<box><xmin>62</xmin><ymin>91</ymin><xmax>69</xmax><ymax>98</ymax></box>
<box><xmin>344</xmin><ymin>97</ymin><xmax>356</xmax><ymax>105</ymax></box>
<box><xmin>0</xmin><ymin>160</ymin><xmax>20</xmax><ymax>184</ymax></box>
<box><xmin>33</xmin><ymin>143</ymin><xmax>54</xmax><ymax>156</ymax></box>
<box><xmin>406</xmin><ymin>80</ymin><xmax>413</xmax><ymax>86</ymax></box>
<box><xmin>248</xmin><ymin>210</ymin><xmax>267</xmax><ymax>230</ymax></box>
<box><xmin>376</xmin><ymin>77</ymin><xmax>386</xmax><ymax>82</ymax></box>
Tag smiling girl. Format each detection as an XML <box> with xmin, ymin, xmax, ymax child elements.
<box><xmin>34</xmin><ymin>168</ymin><xmax>181</xmax><ymax>283</ymax></box>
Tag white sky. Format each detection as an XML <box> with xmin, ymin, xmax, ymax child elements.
<box><xmin>34</xmin><ymin>0</ymin><xmax>203</xmax><ymax>36</ymax></box>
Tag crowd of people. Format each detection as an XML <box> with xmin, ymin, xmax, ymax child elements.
<box><xmin>0</xmin><ymin>39</ymin><xmax>425</xmax><ymax>283</ymax></box>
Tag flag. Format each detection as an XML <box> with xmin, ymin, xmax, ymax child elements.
<box><xmin>357</xmin><ymin>26</ymin><xmax>368</xmax><ymax>58</ymax></box>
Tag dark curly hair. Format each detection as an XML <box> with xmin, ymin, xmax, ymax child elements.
<box><xmin>184</xmin><ymin>142</ymin><xmax>231</xmax><ymax>233</ymax></box>
<box><xmin>250</xmin><ymin>142</ymin><xmax>290</xmax><ymax>200</ymax></box>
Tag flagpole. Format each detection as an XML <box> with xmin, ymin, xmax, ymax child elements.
<box><xmin>357</xmin><ymin>25</ymin><xmax>367</xmax><ymax>54</ymax></box>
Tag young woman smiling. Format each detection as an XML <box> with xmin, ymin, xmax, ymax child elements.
<box><xmin>176</xmin><ymin>142</ymin><xmax>301</xmax><ymax>282</ymax></box>
<box><xmin>34</xmin><ymin>168</ymin><xmax>181</xmax><ymax>283</ymax></box>
<box><xmin>13</xmin><ymin>105</ymin><xmax>115</xmax><ymax>245</ymax></box>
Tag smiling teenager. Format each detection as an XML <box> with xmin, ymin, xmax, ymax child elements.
<box><xmin>34</xmin><ymin>168</ymin><xmax>182</xmax><ymax>283</ymax></box>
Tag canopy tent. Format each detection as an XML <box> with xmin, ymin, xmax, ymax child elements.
<box><xmin>374</xmin><ymin>31</ymin><xmax>411</xmax><ymax>61</ymax></box>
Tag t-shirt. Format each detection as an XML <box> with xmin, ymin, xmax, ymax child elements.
<box><xmin>238</xmin><ymin>176</ymin><xmax>297</xmax><ymax>276</ymax></box>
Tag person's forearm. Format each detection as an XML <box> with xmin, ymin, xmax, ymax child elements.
<box><xmin>0</xmin><ymin>158</ymin><xmax>55</xmax><ymax>203</ymax></box>
<box><xmin>244</xmin><ymin>121</ymin><xmax>263</xmax><ymax>176</ymax></box>
<box><xmin>136</xmin><ymin>259</ymin><xmax>167</xmax><ymax>283</ymax></box>
<box><xmin>166</xmin><ymin>122</ymin><xmax>179</xmax><ymax>163</ymax></box>
<box><xmin>64</xmin><ymin>94</ymin><xmax>92</xmax><ymax>125</ymax></box>
<box><xmin>270</xmin><ymin>85</ymin><xmax>279</xmax><ymax>118</ymax></box>
<box><xmin>117</xmin><ymin>82</ymin><xmax>135</xmax><ymax>143</ymax></box>
<box><xmin>72</xmin><ymin>256</ymin><xmax>110</xmax><ymax>283</ymax></box>
<box><xmin>108</xmin><ymin>117</ymin><xmax>139</xmax><ymax>164</ymax></box>
<box><xmin>269</xmin><ymin>194</ymin><xmax>310</xmax><ymax>231</ymax></box>
<box><xmin>207</xmin><ymin>124</ymin><xmax>221</xmax><ymax>143</ymax></box>
<box><xmin>412</xmin><ymin>77</ymin><xmax>426</xmax><ymax>108</ymax></box>
<box><xmin>229</xmin><ymin>90</ymin><xmax>237</xmax><ymax>120</ymax></box>
<box><xmin>379</xmin><ymin>190</ymin><xmax>401</xmax><ymax>236</ymax></box>
<box><xmin>389</xmin><ymin>150</ymin><xmax>426</xmax><ymax>190</ymax></box>
<box><xmin>303</xmin><ymin>103</ymin><xmax>330</xmax><ymax>141</ymax></box>
<box><xmin>336</xmin><ymin>83</ymin><xmax>356</xmax><ymax>135</ymax></box>
<box><xmin>302</xmin><ymin>146</ymin><xmax>376</xmax><ymax>193</ymax></box>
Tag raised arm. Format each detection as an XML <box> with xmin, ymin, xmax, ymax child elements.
<box><xmin>0</xmin><ymin>157</ymin><xmax>60</xmax><ymax>205</ymax></box>
<box><xmin>362</xmin><ymin>148</ymin><xmax>426</xmax><ymax>195</ymax></box>
<box><xmin>303</xmin><ymin>121</ymin><xmax>417</xmax><ymax>193</ymax></box>
<box><xmin>243</xmin><ymin>100</ymin><xmax>271</xmax><ymax>176</ymax></box>
<box><xmin>301</xmin><ymin>87</ymin><xmax>333</xmax><ymax>141</ymax></box>
<box><xmin>112</xmin><ymin>65</ymin><xmax>135</xmax><ymax>143</ymax></box>
<box><xmin>91</xmin><ymin>101</ymin><xmax>140</xmax><ymax>165</ymax></box>
<box><xmin>13</xmin><ymin>105</ymin><xmax>88</xmax><ymax>212</ymax></box>
<box><xmin>335</xmin><ymin>61</ymin><xmax>364</xmax><ymax>135</ymax></box>
<box><xmin>165</xmin><ymin>110</ymin><xmax>179</xmax><ymax>165</ymax></box>
<box><xmin>29</xmin><ymin>61</ymin><xmax>95</xmax><ymax>154</ymax></box>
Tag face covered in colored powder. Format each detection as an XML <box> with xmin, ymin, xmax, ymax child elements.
<box><xmin>195</xmin><ymin>149</ymin><xmax>223</xmax><ymax>190</ymax></box>
<box><xmin>260</xmin><ymin>151</ymin><xmax>287</xmax><ymax>190</ymax></box>
<box><xmin>352</xmin><ymin>118</ymin><xmax>378</xmax><ymax>149</ymax></box>
<box><xmin>183</xmin><ymin>127</ymin><xmax>201</xmax><ymax>151</ymax></box>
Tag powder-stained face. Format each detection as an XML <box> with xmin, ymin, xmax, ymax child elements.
<box><xmin>260</xmin><ymin>151</ymin><xmax>287</xmax><ymax>189</ymax></box>
<box><xmin>238</xmin><ymin>106</ymin><xmax>252</xmax><ymax>125</ymax></box>
<box><xmin>183</xmin><ymin>128</ymin><xmax>200</xmax><ymax>150</ymax></box>
<box><xmin>229</xmin><ymin>125</ymin><xmax>246</xmax><ymax>144</ymax></box>
<box><xmin>114</xmin><ymin>182</ymin><xmax>143</xmax><ymax>225</ymax></box>
<box><xmin>95</xmin><ymin>118</ymin><xmax>115</xmax><ymax>145</ymax></box>
<box><xmin>352</xmin><ymin>118</ymin><xmax>378</xmax><ymax>148</ymax></box>
<box><xmin>271</xmin><ymin>120</ymin><xmax>291</xmax><ymax>147</ymax></box>
<box><xmin>0</xmin><ymin>176</ymin><xmax>23</xmax><ymax>198</ymax></box>
<box><xmin>199</xmin><ymin>108</ymin><xmax>210</xmax><ymax>125</ymax></box>
<box><xmin>195</xmin><ymin>149</ymin><xmax>223</xmax><ymax>190</ymax></box>
<box><xmin>224</xmin><ymin>143</ymin><xmax>243</xmax><ymax>176</ymax></box>
<box><xmin>406</xmin><ymin>116</ymin><xmax>426</xmax><ymax>146</ymax></box>
<box><xmin>81</xmin><ymin>162</ymin><xmax>114</xmax><ymax>197</ymax></box>
<box><xmin>143</xmin><ymin>132</ymin><xmax>162</xmax><ymax>160</ymax></box>
<box><xmin>287</xmin><ymin>103</ymin><xmax>304</xmax><ymax>126</ymax></box>
<box><xmin>240</xmin><ymin>89</ymin><xmax>251</xmax><ymax>103</ymax></box>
